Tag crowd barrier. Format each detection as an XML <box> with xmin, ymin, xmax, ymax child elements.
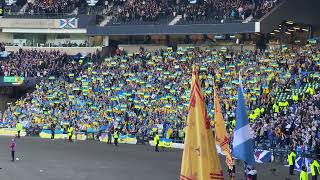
<box><xmin>27</xmin><ymin>130</ymin><xmax>318</xmax><ymax>173</ymax></box>
<box><xmin>0</xmin><ymin>128</ymin><xmax>26</xmax><ymax>137</ymax></box>
<box><xmin>99</xmin><ymin>133</ymin><xmax>137</xmax><ymax>144</ymax></box>
<box><xmin>148</xmin><ymin>138</ymin><xmax>173</xmax><ymax>148</ymax></box>
<box><xmin>39</xmin><ymin>130</ymin><xmax>87</xmax><ymax>140</ymax></box>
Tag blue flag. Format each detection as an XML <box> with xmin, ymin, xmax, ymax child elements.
<box><xmin>232</xmin><ymin>77</ymin><xmax>255</xmax><ymax>166</ymax></box>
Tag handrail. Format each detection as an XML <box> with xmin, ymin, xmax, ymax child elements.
<box><xmin>3</xmin><ymin>12</ymin><xmax>79</xmax><ymax>19</ymax></box>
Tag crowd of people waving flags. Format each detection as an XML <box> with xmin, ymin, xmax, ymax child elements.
<box><xmin>0</xmin><ymin>42</ymin><xmax>318</xmax><ymax>157</ymax></box>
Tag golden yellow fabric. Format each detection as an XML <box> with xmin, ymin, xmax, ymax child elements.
<box><xmin>213</xmin><ymin>86</ymin><xmax>233</xmax><ymax>170</ymax></box>
<box><xmin>180</xmin><ymin>67</ymin><xmax>223</xmax><ymax>180</ymax></box>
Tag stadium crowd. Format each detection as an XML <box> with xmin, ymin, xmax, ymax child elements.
<box><xmin>2</xmin><ymin>0</ymin><xmax>280</xmax><ymax>23</ymax></box>
<box><xmin>0</xmin><ymin>49</ymin><xmax>100</xmax><ymax>77</ymax></box>
<box><xmin>25</xmin><ymin>0</ymin><xmax>77</xmax><ymax>15</ymax></box>
<box><xmin>1</xmin><ymin>42</ymin><xmax>319</xmax><ymax>152</ymax></box>
<box><xmin>101</xmin><ymin>0</ymin><xmax>280</xmax><ymax>23</ymax></box>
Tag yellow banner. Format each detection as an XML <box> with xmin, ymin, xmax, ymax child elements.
<box><xmin>214</xmin><ymin>87</ymin><xmax>233</xmax><ymax>170</ymax></box>
<box><xmin>180</xmin><ymin>67</ymin><xmax>223</xmax><ymax>180</ymax></box>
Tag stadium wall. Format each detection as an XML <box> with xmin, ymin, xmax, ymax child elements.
<box><xmin>118</xmin><ymin>44</ymin><xmax>256</xmax><ymax>53</ymax></box>
<box><xmin>87</xmin><ymin>23</ymin><xmax>257</xmax><ymax>35</ymax></box>
<box><xmin>177</xmin><ymin>44</ymin><xmax>256</xmax><ymax>51</ymax></box>
<box><xmin>0</xmin><ymin>32</ymin><xmax>13</xmax><ymax>43</ymax></box>
<box><xmin>78</xmin><ymin>15</ymin><xmax>97</xmax><ymax>28</ymax></box>
<box><xmin>0</xmin><ymin>18</ymin><xmax>77</xmax><ymax>29</ymax></box>
<box><xmin>45</xmin><ymin>34</ymin><xmax>88</xmax><ymax>46</ymax></box>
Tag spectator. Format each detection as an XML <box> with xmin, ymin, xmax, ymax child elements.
<box><xmin>1</xmin><ymin>42</ymin><xmax>319</xmax><ymax>153</ymax></box>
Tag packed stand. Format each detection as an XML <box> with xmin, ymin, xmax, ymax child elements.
<box><xmin>1</xmin><ymin>0</ymin><xmax>280</xmax><ymax>22</ymax></box>
<box><xmin>2</xmin><ymin>42</ymin><xmax>320</xmax><ymax>150</ymax></box>
<box><xmin>109</xmin><ymin>0</ymin><xmax>281</xmax><ymax>25</ymax></box>
<box><xmin>0</xmin><ymin>49</ymin><xmax>100</xmax><ymax>78</ymax></box>
<box><xmin>251</xmin><ymin>92</ymin><xmax>320</xmax><ymax>155</ymax></box>
<box><xmin>111</xmin><ymin>0</ymin><xmax>170</xmax><ymax>24</ymax></box>
<box><xmin>24</xmin><ymin>0</ymin><xmax>80</xmax><ymax>15</ymax></box>
<box><xmin>0</xmin><ymin>0</ymin><xmax>27</xmax><ymax>15</ymax></box>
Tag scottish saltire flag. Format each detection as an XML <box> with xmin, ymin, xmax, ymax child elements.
<box><xmin>232</xmin><ymin>75</ymin><xmax>256</xmax><ymax>166</ymax></box>
<box><xmin>60</xmin><ymin>18</ymin><xmax>76</xmax><ymax>28</ymax></box>
<box><xmin>294</xmin><ymin>157</ymin><xmax>312</xmax><ymax>173</ymax></box>
<box><xmin>254</xmin><ymin>150</ymin><xmax>271</xmax><ymax>163</ymax></box>
<box><xmin>285</xmin><ymin>157</ymin><xmax>312</xmax><ymax>174</ymax></box>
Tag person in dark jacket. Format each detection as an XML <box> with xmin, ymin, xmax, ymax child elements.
<box><xmin>51</xmin><ymin>122</ymin><xmax>56</xmax><ymax>139</ymax></box>
<box><xmin>107</xmin><ymin>129</ymin><xmax>112</xmax><ymax>144</ymax></box>
<box><xmin>114</xmin><ymin>129</ymin><xmax>119</xmax><ymax>146</ymax></box>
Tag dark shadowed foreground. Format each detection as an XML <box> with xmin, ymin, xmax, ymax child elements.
<box><xmin>0</xmin><ymin>137</ymin><xmax>299</xmax><ymax>180</ymax></box>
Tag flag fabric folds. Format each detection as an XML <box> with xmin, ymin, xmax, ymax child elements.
<box><xmin>166</xmin><ymin>127</ymin><xmax>173</xmax><ymax>139</ymax></box>
<box><xmin>254</xmin><ymin>150</ymin><xmax>272</xmax><ymax>163</ymax></box>
<box><xmin>232</xmin><ymin>77</ymin><xmax>255</xmax><ymax>166</ymax></box>
<box><xmin>213</xmin><ymin>87</ymin><xmax>233</xmax><ymax>170</ymax></box>
<box><xmin>180</xmin><ymin>67</ymin><xmax>223</xmax><ymax>180</ymax></box>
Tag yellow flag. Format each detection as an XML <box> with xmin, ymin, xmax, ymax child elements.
<box><xmin>214</xmin><ymin>87</ymin><xmax>233</xmax><ymax>170</ymax></box>
<box><xmin>180</xmin><ymin>67</ymin><xmax>224</xmax><ymax>180</ymax></box>
<box><xmin>166</xmin><ymin>128</ymin><xmax>173</xmax><ymax>139</ymax></box>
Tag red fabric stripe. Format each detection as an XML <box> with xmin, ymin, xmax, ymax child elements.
<box><xmin>190</xmin><ymin>80</ymin><xmax>204</xmax><ymax>101</ymax></box>
<box><xmin>210</xmin><ymin>174</ymin><xmax>224</xmax><ymax>179</ymax></box>
<box><xmin>210</xmin><ymin>175</ymin><xmax>224</xmax><ymax>178</ymax></box>
<box><xmin>220</xmin><ymin>141</ymin><xmax>228</xmax><ymax>146</ymax></box>
<box><xmin>210</xmin><ymin>177</ymin><xmax>224</xmax><ymax>180</ymax></box>
<box><xmin>210</xmin><ymin>173</ymin><xmax>223</xmax><ymax>176</ymax></box>
<box><xmin>188</xmin><ymin>83</ymin><xmax>204</xmax><ymax>110</ymax></box>
<box><xmin>180</xmin><ymin>175</ymin><xmax>192</xmax><ymax>180</ymax></box>
<box><xmin>193</xmin><ymin>81</ymin><xmax>204</xmax><ymax>101</ymax></box>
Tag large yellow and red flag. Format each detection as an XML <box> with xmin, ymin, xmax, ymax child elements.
<box><xmin>180</xmin><ymin>67</ymin><xmax>224</xmax><ymax>180</ymax></box>
<box><xmin>213</xmin><ymin>86</ymin><xmax>233</xmax><ymax>170</ymax></box>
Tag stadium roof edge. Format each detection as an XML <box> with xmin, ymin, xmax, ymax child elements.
<box><xmin>87</xmin><ymin>23</ymin><xmax>257</xmax><ymax>36</ymax></box>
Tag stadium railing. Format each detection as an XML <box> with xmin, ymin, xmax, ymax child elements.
<box><xmin>177</xmin><ymin>17</ymin><xmax>244</xmax><ymax>25</ymax></box>
<box><xmin>4</xmin><ymin>46</ymin><xmax>102</xmax><ymax>56</ymax></box>
<box><xmin>108</xmin><ymin>16</ymin><xmax>174</xmax><ymax>26</ymax></box>
<box><xmin>3</xmin><ymin>12</ymin><xmax>78</xmax><ymax>19</ymax></box>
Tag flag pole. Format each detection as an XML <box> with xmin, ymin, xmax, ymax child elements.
<box><xmin>232</xmin><ymin>69</ymin><xmax>257</xmax><ymax>179</ymax></box>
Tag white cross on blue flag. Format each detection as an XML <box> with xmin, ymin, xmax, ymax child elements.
<box><xmin>232</xmin><ymin>75</ymin><xmax>256</xmax><ymax>166</ymax></box>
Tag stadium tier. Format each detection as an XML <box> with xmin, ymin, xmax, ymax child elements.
<box><xmin>0</xmin><ymin>49</ymin><xmax>100</xmax><ymax>77</ymax></box>
<box><xmin>0</xmin><ymin>0</ymin><xmax>320</xmax><ymax>179</ymax></box>
<box><xmin>1</xmin><ymin>0</ymin><xmax>280</xmax><ymax>24</ymax></box>
<box><xmin>109</xmin><ymin>0</ymin><xmax>281</xmax><ymax>25</ymax></box>
<box><xmin>1</xmin><ymin>42</ymin><xmax>319</xmax><ymax>151</ymax></box>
